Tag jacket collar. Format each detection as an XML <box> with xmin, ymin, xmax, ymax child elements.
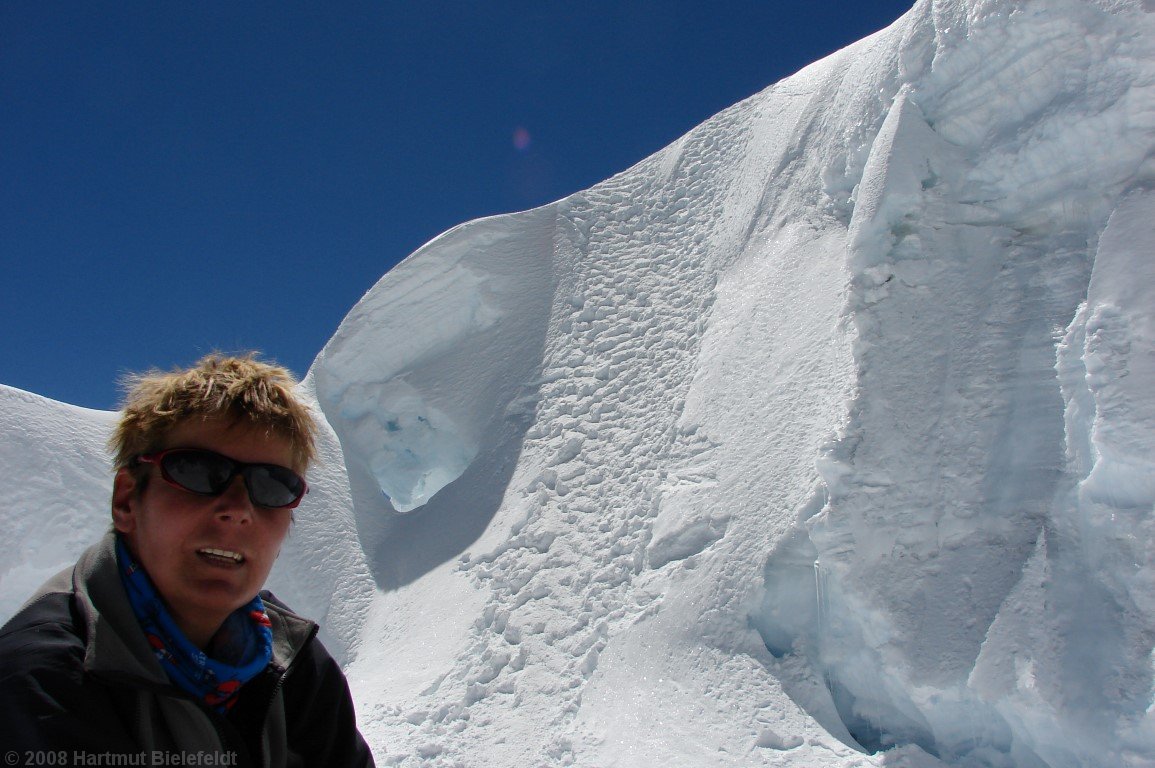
<box><xmin>71</xmin><ymin>532</ymin><xmax>317</xmax><ymax>683</ymax></box>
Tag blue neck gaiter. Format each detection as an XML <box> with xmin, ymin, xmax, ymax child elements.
<box><xmin>115</xmin><ymin>535</ymin><xmax>273</xmax><ymax>713</ymax></box>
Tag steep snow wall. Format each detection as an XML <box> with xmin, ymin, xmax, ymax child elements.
<box><xmin>310</xmin><ymin>0</ymin><xmax>1155</xmax><ymax>765</ymax></box>
<box><xmin>780</xmin><ymin>2</ymin><xmax>1155</xmax><ymax>764</ymax></box>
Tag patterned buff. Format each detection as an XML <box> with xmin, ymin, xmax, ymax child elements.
<box><xmin>115</xmin><ymin>535</ymin><xmax>273</xmax><ymax>713</ymax></box>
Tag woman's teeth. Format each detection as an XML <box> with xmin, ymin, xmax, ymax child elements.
<box><xmin>198</xmin><ymin>548</ymin><xmax>243</xmax><ymax>563</ymax></box>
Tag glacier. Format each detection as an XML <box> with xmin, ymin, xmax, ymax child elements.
<box><xmin>2</xmin><ymin>0</ymin><xmax>1155</xmax><ymax>765</ymax></box>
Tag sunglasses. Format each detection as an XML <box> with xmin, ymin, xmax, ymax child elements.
<box><xmin>135</xmin><ymin>448</ymin><xmax>308</xmax><ymax>510</ymax></box>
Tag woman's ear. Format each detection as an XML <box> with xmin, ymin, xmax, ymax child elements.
<box><xmin>111</xmin><ymin>467</ymin><xmax>139</xmax><ymax>534</ymax></box>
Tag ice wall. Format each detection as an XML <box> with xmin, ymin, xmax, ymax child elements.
<box><xmin>787</xmin><ymin>2</ymin><xmax>1155</xmax><ymax>764</ymax></box>
<box><xmin>311</xmin><ymin>209</ymin><xmax>556</xmax><ymax>514</ymax></box>
<box><xmin>312</xmin><ymin>0</ymin><xmax>1155</xmax><ymax>765</ymax></box>
<box><xmin>711</xmin><ymin>2</ymin><xmax>1155</xmax><ymax>763</ymax></box>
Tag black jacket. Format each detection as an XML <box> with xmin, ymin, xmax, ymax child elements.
<box><xmin>0</xmin><ymin>533</ymin><xmax>375</xmax><ymax>767</ymax></box>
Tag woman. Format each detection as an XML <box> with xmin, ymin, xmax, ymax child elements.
<box><xmin>0</xmin><ymin>353</ymin><xmax>374</xmax><ymax>766</ymax></box>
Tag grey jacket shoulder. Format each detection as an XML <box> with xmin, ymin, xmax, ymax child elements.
<box><xmin>0</xmin><ymin>533</ymin><xmax>375</xmax><ymax>767</ymax></box>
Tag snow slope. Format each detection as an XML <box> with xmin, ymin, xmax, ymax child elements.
<box><xmin>3</xmin><ymin>0</ymin><xmax>1155</xmax><ymax>765</ymax></box>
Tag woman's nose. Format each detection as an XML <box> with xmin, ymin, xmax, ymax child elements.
<box><xmin>212</xmin><ymin>475</ymin><xmax>254</xmax><ymax>523</ymax></box>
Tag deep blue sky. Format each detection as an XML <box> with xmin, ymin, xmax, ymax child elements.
<box><xmin>2</xmin><ymin>2</ymin><xmax>913</xmax><ymax>410</ymax></box>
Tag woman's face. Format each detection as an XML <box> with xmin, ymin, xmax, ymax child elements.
<box><xmin>112</xmin><ymin>417</ymin><xmax>298</xmax><ymax>648</ymax></box>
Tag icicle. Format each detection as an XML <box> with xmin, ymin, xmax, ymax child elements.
<box><xmin>814</xmin><ymin>557</ymin><xmax>828</xmax><ymax>637</ymax></box>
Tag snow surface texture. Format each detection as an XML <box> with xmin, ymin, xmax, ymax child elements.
<box><xmin>2</xmin><ymin>0</ymin><xmax>1154</xmax><ymax>765</ymax></box>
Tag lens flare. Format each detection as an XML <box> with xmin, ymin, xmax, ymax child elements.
<box><xmin>513</xmin><ymin>126</ymin><xmax>531</xmax><ymax>151</ymax></box>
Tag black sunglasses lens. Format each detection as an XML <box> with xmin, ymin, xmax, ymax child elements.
<box><xmin>162</xmin><ymin>451</ymin><xmax>235</xmax><ymax>494</ymax></box>
<box><xmin>154</xmin><ymin>449</ymin><xmax>304</xmax><ymax>508</ymax></box>
<box><xmin>243</xmin><ymin>465</ymin><xmax>305</xmax><ymax>508</ymax></box>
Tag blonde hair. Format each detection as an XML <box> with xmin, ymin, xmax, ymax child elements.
<box><xmin>109</xmin><ymin>353</ymin><xmax>317</xmax><ymax>471</ymax></box>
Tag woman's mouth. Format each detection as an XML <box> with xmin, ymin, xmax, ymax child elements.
<box><xmin>197</xmin><ymin>547</ymin><xmax>245</xmax><ymax>566</ymax></box>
